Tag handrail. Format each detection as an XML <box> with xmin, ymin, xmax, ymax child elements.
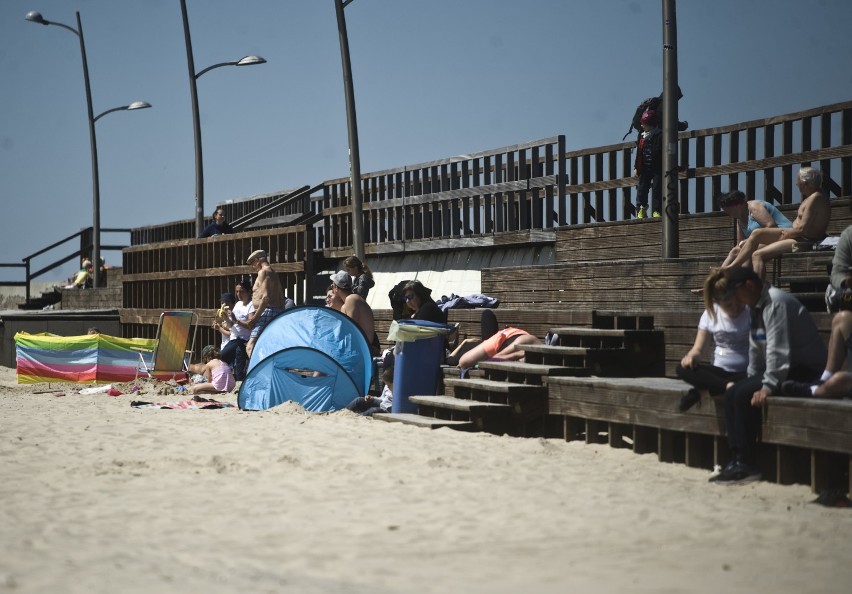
<box><xmin>230</xmin><ymin>184</ymin><xmax>316</xmax><ymax>230</ymax></box>
<box><xmin>0</xmin><ymin>227</ymin><xmax>131</xmax><ymax>303</ymax></box>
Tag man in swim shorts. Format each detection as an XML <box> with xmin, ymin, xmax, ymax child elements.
<box><xmin>244</xmin><ymin>249</ymin><xmax>287</xmax><ymax>358</ymax></box>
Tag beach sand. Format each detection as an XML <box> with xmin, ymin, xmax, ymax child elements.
<box><xmin>1</xmin><ymin>364</ymin><xmax>850</xmax><ymax>594</ymax></box>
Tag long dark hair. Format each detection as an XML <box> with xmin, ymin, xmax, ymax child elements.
<box><xmin>403</xmin><ymin>280</ymin><xmax>434</xmax><ymax>306</ymax></box>
<box><xmin>344</xmin><ymin>255</ymin><xmax>372</xmax><ymax>277</ymax></box>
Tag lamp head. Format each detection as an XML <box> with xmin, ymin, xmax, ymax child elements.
<box><xmin>127</xmin><ymin>101</ymin><xmax>152</xmax><ymax>111</ymax></box>
<box><xmin>25</xmin><ymin>11</ymin><xmax>48</xmax><ymax>25</ymax></box>
<box><xmin>236</xmin><ymin>55</ymin><xmax>266</xmax><ymax>66</ymax></box>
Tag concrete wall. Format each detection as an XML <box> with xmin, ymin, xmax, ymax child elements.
<box><xmin>334</xmin><ymin>245</ymin><xmax>555</xmax><ymax>310</ymax></box>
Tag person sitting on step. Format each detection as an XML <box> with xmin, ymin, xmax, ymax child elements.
<box><xmin>676</xmin><ymin>268</ymin><xmax>750</xmax><ymax>412</ymax></box>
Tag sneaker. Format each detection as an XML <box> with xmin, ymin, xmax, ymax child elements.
<box><xmin>709</xmin><ymin>461</ymin><xmax>761</xmax><ymax>485</ymax></box>
<box><xmin>637</xmin><ymin>205</ymin><xmax>647</xmax><ymax>219</ymax></box>
<box><xmin>780</xmin><ymin>380</ymin><xmax>815</xmax><ymax>398</ymax></box>
<box><xmin>678</xmin><ymin>388</ymin><xmax>701</xmax><ymax>412</ymax></box>
<box><xmin>652</xmin><ymin>211</ymin><xmax>661</xmax><ymax>218</ymax></box>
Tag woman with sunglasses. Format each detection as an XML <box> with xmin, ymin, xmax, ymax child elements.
<box><xmin>401</xmin><ymin>280</ymin><xmax>447</xmax><ymax>324</ymax></box>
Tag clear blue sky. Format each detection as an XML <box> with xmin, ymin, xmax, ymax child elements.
<box><xmin>1</xmin><ymin>0</ymin><xmax>851</xmax><ymax>282</ymax></box>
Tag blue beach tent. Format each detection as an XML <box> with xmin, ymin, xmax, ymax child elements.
<box><xmin>238</xmin><ymin>306</ymin><xmax>373</xmax><ymax>412</ymax></box>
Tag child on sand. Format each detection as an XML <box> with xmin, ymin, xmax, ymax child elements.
<box><xmin>188</xmin><ymin>345</ymin><xmax>236</xmax><ymax>394</ymax></box>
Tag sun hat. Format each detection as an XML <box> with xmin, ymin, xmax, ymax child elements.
<box><xmin>246</xmin><ymin>249</ymin><xmax>267</xmax><ymax>264</ymax></box>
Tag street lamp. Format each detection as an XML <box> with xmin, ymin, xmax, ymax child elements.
<box><xmin>333</xmin><ymin>0</ymin><xmax>365</xmax><ymax>261</ymax></box>
<box><xmin>25</xmin><ymin>10</ymin><xmax>151</xmax><ymax>288</ymax></box>
<box><xmin>179</xmin><ymin>0</ymin><xmax>267</xmax><ymax>237</ymax></box>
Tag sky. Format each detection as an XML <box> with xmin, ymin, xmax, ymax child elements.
<box><xmin>1</xmin><ymin>0</ymin><xmax>851</xmax><ymax>282</ymax></box>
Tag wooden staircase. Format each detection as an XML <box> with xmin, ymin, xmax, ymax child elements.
<box><xmin>373</xmin><ymin>312</ymin><xmax>665</xmax><ymax>435</ymax></box>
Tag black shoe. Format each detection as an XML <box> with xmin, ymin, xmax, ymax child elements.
<box><xmin>678</xmin><ymin>388</ymin><xmax>701</xmax><ymax>412</ymax></box>
<box><xmin>780</xmin><ymin>380</ymin><xmax>814</xmax><ymax>398</ymax></box>
<box><xmin>709</xmin><ymin>461</ymin><xmax>761</xmax><ymax>485</ymax></box>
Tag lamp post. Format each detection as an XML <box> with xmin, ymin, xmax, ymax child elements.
<box><xmin>25</xmin><ymin>10</ymin><xmax>151</xmax><ymax>288</ymax></box>
<box><xmin>179</xmin><ymin>0</ymin><xmax>267</xmax><ymax>237</ymax></box>
<box><xmin>333</xmin><ymin>0</ymin><xmax>365</xmax><ymax>261</ymax></box>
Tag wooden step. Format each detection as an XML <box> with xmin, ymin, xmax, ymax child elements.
<box><xmin>546</xmin><ymin>375</ymin><xmax>725</xmax><ymax>435</ymax></box>
<box><xmin>541</xmin><ymin>328</ymin><xmax>666</xmax><ymax>376</ymax></box>
<box><xmin>777</xmin><ymin>275</ymin><xmax>829</xmax><ymax>285</ymax></box>
<box><xmin>443</xmin><ymin>377</ymin><xmax>544</xmax><ymax>397</ymax></box>
<box><xmin>441</xmin><ymin>365</ymin><xmax>484</xmax><ymax>379</ymax></box>
<box><xmin>444</xmin><ymin>377</ymin><xmax>547</xmax><ymax>421</ymax></box>
<box><xmin>519</xmin><ymin>344</ymin><xmax>638</xmax><ymax>375</ymax></box>
<box><xmin>410</xmin><ymin>394</ymin><xmax>513</xmax><ymax>413</ymax></box>
<box><xmin>548</xmin><ymin>327</ymin><xmax>653</xmax><ymax>337</ymax></box>
<box><xmin>592</xmin><ymin>310</ymin><xmax>655</xmax><ymax>330</ymax></box>
<box><xmin>477</xmin><ymin>360</ymin><xmax>591</xmax><ymax>383</ymax></box>
<box><xmin>371</xmin><ymin>412</ymin><xmax>474</xmax><ymax>431</ymax></box>
<box><xmin>409</xmin><ymin>395</ymin><xmax>513</xmax><ymax>434</ymax></box>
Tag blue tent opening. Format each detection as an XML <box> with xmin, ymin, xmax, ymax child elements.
<box><xmin>238</xmin><ymin>306</ymin><xmax>373</xmax><ymax>411</ymax></box>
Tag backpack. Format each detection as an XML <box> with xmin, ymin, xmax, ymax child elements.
<box><xmin>622</xmin><ymin>87</ymin><xmax>686</xmax><ymax>141</ymax></box>
<box><xmin>623</xmin><ymin>96</ymin><xmax>662</xmax><ymax>140</ymax></box>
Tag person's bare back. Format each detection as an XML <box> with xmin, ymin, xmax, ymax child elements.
<box><xmin>341</xmin><ymin>293</ymin><xmax>375</xmax><ymax>344</ymax></box>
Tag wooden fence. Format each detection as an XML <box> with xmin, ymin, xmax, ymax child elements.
<box><xmin>120</xmin><ymin>226</ymin><xmax>312</xmax><ymax>346</ymax></box>
<box><xmin>315</xmin><ymin>100</ymin><xmax>851</xmax><ymax>255</ymax></box>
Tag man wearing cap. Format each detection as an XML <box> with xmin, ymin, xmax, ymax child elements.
<box><xmin>709</xmin><ymin>267</ymin><xmax>826</xmax><ymax>485</ymax></box>
<box><xmin>244</xmin><ymin>250</ymin><xmax>287</xmax><ymax>358</ymax></box>
<box><xmin>329</xmin><ymin>270</ymin><xmax>380</xmax><ymax>356</ymax></box>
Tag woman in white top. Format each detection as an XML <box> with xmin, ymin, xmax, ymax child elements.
<box><xmin>676</xmin><ymin>268</ymin><xmax>751</xmax><ymax>411</ymax></box>
<box><xmin>220</xmin><ymin>281</ymin><xmax>256</xmax><ymax>380</ymax></box>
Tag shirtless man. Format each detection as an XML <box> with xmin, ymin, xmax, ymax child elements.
<box><xmin>329</xmin><ymin>270</ymin><xmax>380</xmax><ymax>355</ymax></box>
<box><xmin>724</xmin><ymin>167</ymin><xmax>830</xmax><ymax>279</ymax></box>
<box><xmin>244</xmin><ymin>250</ymin><xmax>286</xmax><ymax>358</ymax></box>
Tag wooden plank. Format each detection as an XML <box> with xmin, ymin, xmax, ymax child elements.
<box><xmin>409</xmin><ymin>395</ymin><xmax>512</xmax><ymax>413</ymax></box>
<box><xmin>444</xmin><ymin>377</ymin><xmax>543</xmax><ymax>396</ymax></box>
<box><xmin>371</xmin><ymin>413</ymin><xmax>473</xmax><ymax>430</ymax></box>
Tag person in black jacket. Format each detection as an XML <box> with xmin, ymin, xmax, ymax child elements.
<box><xmin>632</xmin><ymin>109</ymin><xmax>662</xmax><ymax>219</ymax></box>
<box><xmin>199</xmin><ymin>207</ymin><xmax>235</xmax><ymax>238</ymax></box>
<box><xmin>344</xmin><ymin>255</ymin><xmax>375</xmax><ymax>299</ymax></box>
<box><xmin>401</xmin><ymin>280</ymin><xmax>447</xmax><ymax>324</ymax></box>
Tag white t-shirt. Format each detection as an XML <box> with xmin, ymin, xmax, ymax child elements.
<box><xmin>230</xmin><ymin>300</ymin><xmax>255</xmax><ymax>341</ymax></box>
<box><xmin>697</xmin><ymin>303</ymin><xmax>751</xmax><ymax>372</ymax></box>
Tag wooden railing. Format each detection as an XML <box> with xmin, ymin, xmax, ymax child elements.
<box><xmin>120</xmin><ymin>101</ymin><xmax>852</xmax><ymax>259</ymax></box>
<box><xmin>318</xmin><ymin>136</ymin><xmax>567</xmax><ymax>255</ymax></box>
<box><xmin>129</xmin><ymin>186</ymin><xmax>310</xmax><ymax>245</ymax></box>
<box><xmin>315</xmin><ymin>100</ymin><xmax>851</xmax><ymax>254</ymax></box>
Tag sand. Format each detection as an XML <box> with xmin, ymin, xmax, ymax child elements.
<box><xmin>0</xmin><ymin>364</ymin><xmax>850</xmax><ymax>594</ymax></box>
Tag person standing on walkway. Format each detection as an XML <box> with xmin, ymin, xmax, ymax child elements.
<box><xmin>632</xmin><ymin>109</ymin><xmax>662</xmax><ymax>219</ymax></box>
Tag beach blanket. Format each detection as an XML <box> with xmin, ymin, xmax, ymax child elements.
<box><xmin>130</xmin><ymin>398</ymin><xmax>234</xmax><ymax>410</ymax></box>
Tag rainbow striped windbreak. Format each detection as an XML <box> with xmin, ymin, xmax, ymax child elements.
<box><xmin>15</xmin><ymin>332</ymin><xmax>157</xmax><ymax>385</ymax></box>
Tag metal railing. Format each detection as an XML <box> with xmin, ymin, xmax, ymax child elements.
<box><xmin>0</xmin><ymin>227</ymin><xmax>130</xmax><ymax>302</ymax></box>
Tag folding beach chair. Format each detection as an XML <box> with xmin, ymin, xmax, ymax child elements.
<box><xmin>134</xmin><ymin>311</ymin><xmax>197</xmax><ymax>383</ymax></box>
